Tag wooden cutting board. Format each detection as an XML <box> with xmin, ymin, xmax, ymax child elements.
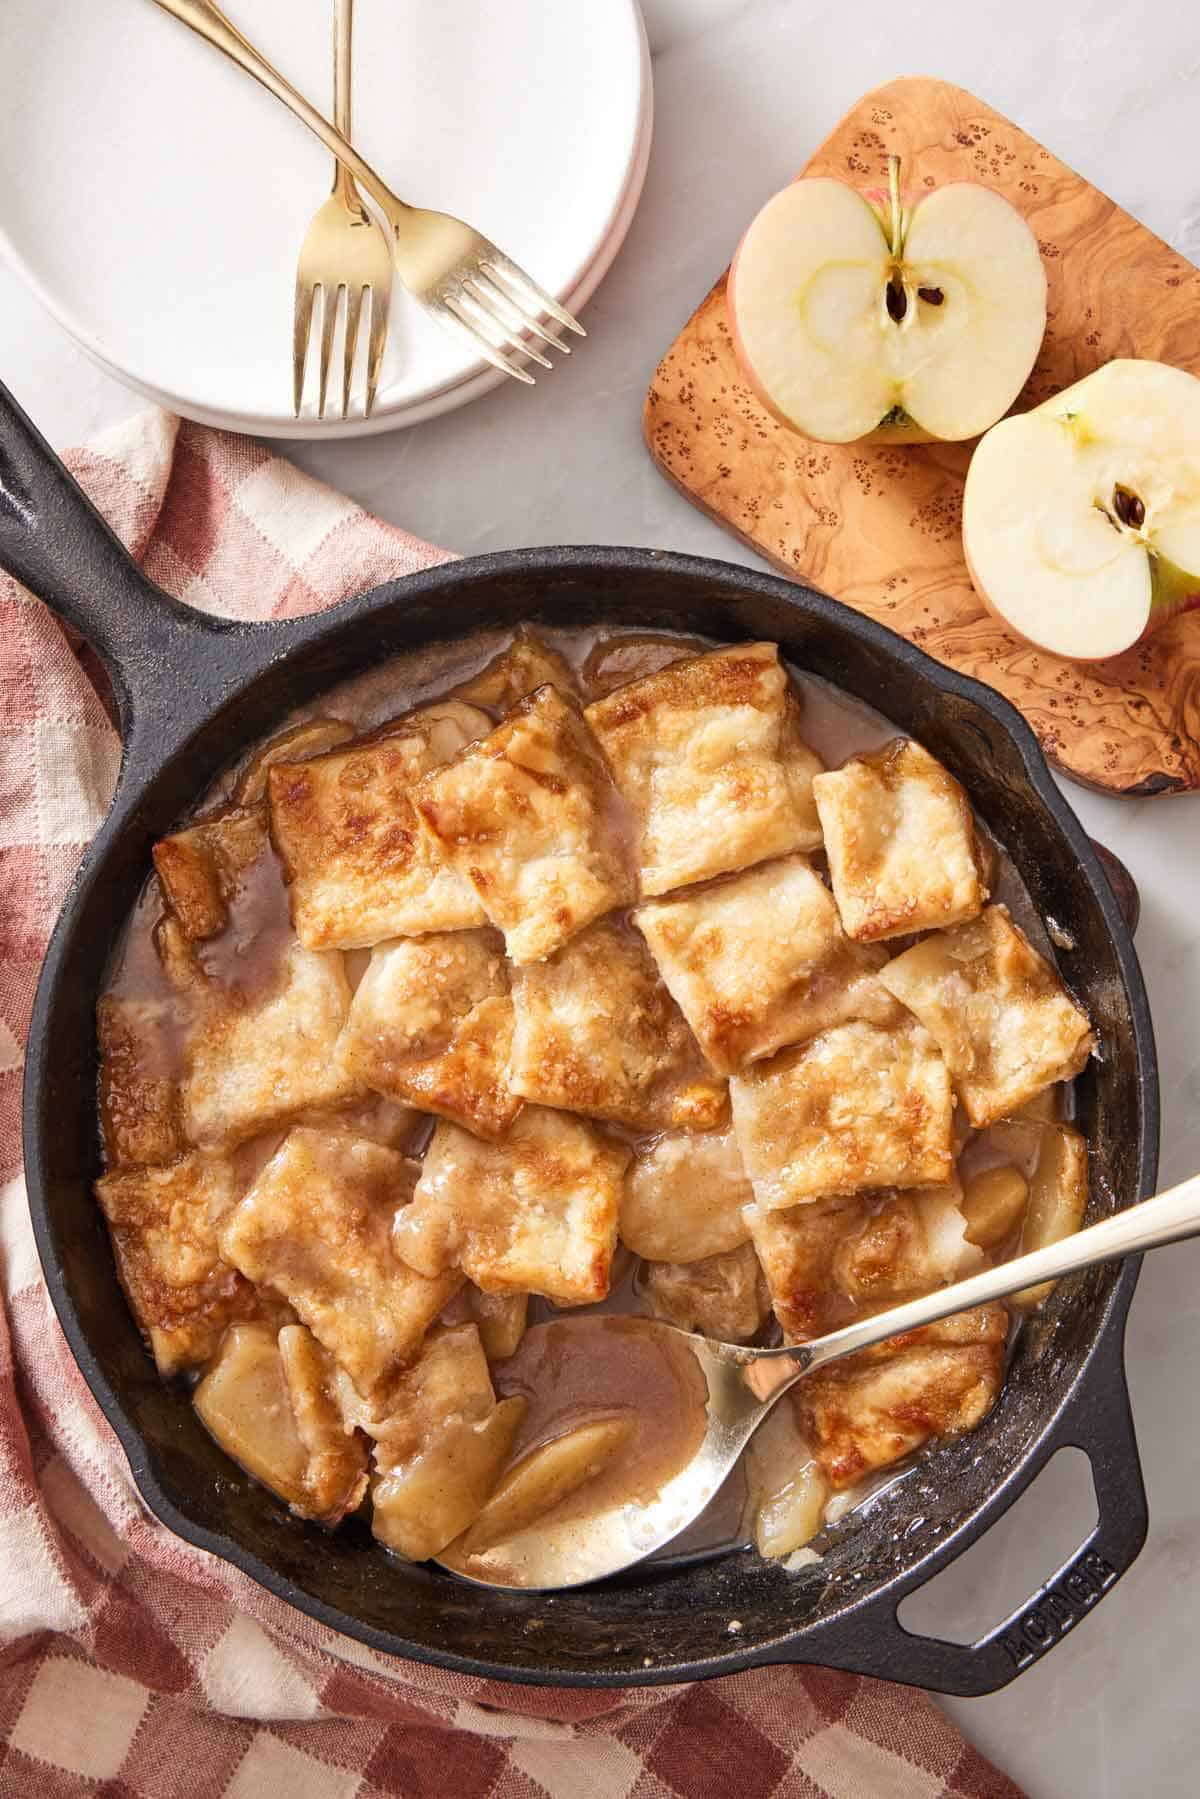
<box><xmin>643</xmin><ymin>77</ymin><xmax>1200</xmax><ymax>796</ymax></box>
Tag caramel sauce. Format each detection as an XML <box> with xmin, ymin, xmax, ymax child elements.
<box><xmin>194</xmin><ymin>837</ymin><xmax>294</xmax><ymax>1005</ymax></box>
<box><xmin>492</xmin><ymin>1315</ymin><xmax>708</xmax><ymax>1525</ymax></box>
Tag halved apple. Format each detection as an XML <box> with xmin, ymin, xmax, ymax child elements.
<box><xmin>728</xmin><ymin>157</ymin><xmax>1047</xmax><ymax>444</ymax></box>
<box><xmin>964</xmin><ymin>359</ymin><xmax>1200</xmax><ymax>659</ymax></box>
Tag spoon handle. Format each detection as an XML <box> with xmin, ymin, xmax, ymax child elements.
<box><xmin>777</xmin><ymin>1171</ymin><xmax>1200</xmax><ymax>1379</ymax></box>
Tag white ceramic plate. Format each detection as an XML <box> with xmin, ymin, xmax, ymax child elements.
<box><xmin>0</xmin><ymin>0</ymin><xmax>651</xmax><ymax>438</ymax></box>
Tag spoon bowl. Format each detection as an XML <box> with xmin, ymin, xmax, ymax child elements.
<box><xmin>437</xmin><ymin>1169</ymin><xmax>1199</xmax><ymax>1590</ymax></box>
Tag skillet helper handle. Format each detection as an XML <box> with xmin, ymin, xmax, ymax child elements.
<box><xmin>789</xmin><ymin>1321</ymin><xmax>1145</xmax><ymax>1695</ymax></box>
<box><xmin>0</xmin><ymin>377</ymin><xmax>235</xmax><ymax>746</ymax></box>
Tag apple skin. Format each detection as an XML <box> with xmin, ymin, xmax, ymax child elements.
<box><xmin>727</xmin><ymin>169</ymin><xmax>1046</xmax><ymax>447</ymax></box>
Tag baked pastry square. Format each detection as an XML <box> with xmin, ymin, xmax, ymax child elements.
<box><xmin>730</xmin><ymin>1020</ymin><xmax>955</xmax><ymax>1209</ymax></box>
<box><xmin>158</xmin><ymin>919</ymin><xmax>360</xmax><ymax>1147</ymax></box>
<box><xmin>508</xmin><ymin>918</ymin><xmax>726</xmax><ymax>1131</ymax></box>
<box><xmin>97</xmin><ymin>993</ymin><xmax>185</xmax><ymax>1169</ymax></box>
<box><xmin>394</xmin><ymin>1108</ymin><xmax>627</xmax><ymax>1306</ymax></box>
<box><xmin>811</xmin><ymin>738</ymin><xmax>987</xmax><ymax>942</ymax></box>
<box><xmin>153</xmin><ymin>805</ymin><xmax>273</xmax><ymax>941</ymax></box>
<box><xmin>750</xmin><ymin>1179</ymin><xmax>981</xmax><ymax>1341</ymax></box>
<box><xmin>831</xmin><ymin>1181</ymin><xmax>982</xmax><ymax>1304</ymax></box>
<box><xmin>584</xmin><ymin>642</ymin><xmax>823</xmax><ymax>896</ymax></box>
<box><xmin>635</xmin><ymin>853</ymin><xmax>903</xmax><ymax>1074</ymax></box>
<box><xmin>95</xmin><ymin>1152</ymin><xmax>258</xmax><ymax>1376</ymax></box>
<box><xmin>414</xmin><ymin>686</ymin><xmax>635</xmax><ymax>964</ymax></box>
<box><xmin>620</xmin><ymin>1121</ymin><xmax>753</xmax><ymax>1263</ymax></box>
<box><xmin>339</xmin><ymin>929</ymin><xmax>521</xmax><ymax>1139</ymax></box>
<box><xmin>747</xmin><ymin>1194</ymin><xmax>868</xmax><ymax>1341</ymax></box>
<box><xmin>792</xmin><ymin>1306</ymin><xmax>1007</xmax><ymax>1489</ymax></box>
<box><xmin>453</xmin><ymin>628</ymin><xmax>578</xmax><ymax>713</ymax></box>
<box><xmin>267</xmin><ymin>699</ymin><xmax>491</xmax><ymax>949</ymax></box>
<box><xmin>878</xmin><ymin>904</ymin><xmax>1094</xmax><ymax>1127</ymax></box>
<box><xmin>220</xmin><ymin>1125</ymin><xmax>459</xmax><ymax>1397</ymax></box>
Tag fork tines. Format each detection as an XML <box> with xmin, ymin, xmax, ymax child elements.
<box><xmin>294</xmin><ymin>279</ymin><xmax>387</xmax><ymax>420</ymax></box>
<box><xmin>437</xmin><ymin>246</ymin><xmax>585</xmax><ymax>385</ymax></box>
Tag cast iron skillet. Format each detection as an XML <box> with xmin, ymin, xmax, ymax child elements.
<box><xmin>2</xmin><ymin>379</ymin><xmax>1158</xmax><ymax>1696</ymax></box>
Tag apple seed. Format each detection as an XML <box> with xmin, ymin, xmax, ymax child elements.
<box><xmin>918</xmin><ymin>286</ymin><xmax>945</xmax><ymax>306</ymax></box>
<box><xmin>1112</xmin><ymin>485</ymin><xmax>1146</xmax><ymax>530</ymax></box>
<box><xmin>885</xmin><ymin>277</ymin><xmax>908</xmax><ymax>323</ymax></box>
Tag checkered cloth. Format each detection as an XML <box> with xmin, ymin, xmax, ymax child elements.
<box><xmin>0</xmin><ymin>410</ymin><xmax>1024</xmax><ymax>1798</ymax></box>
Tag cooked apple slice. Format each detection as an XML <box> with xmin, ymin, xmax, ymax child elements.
<box><xmin>746</xmin><ymin>1403</ymin><xmax>830</xmax><ymax>1560</ymax></box>
<box><xmin>371</xmin><ymin>1398</ymin><xmax>527</xmax><ymax>1561</ymax></box>
<box><xmin>961</xmin><ymin>1164</ymin><xmax>1030</xmax><ymax>1252</ymax></box>
<box><xmin>729</xmin><ymin>156</ymin><xmax>1046</xmax><ymax>444</ymax></box>
<box><xmin>964</xmin><ymin>358</ymin><xmax>1200</xmax><ymax>659</ymax></box>
<box><xmin>457</xmin><ymin>1416</ymin><xmax>634</xmax><ymax>1555</ymax></box>
<box><xmin>1008</xmin><ymin>1124</ymin><xmax>1088</xmax><ymax>1309</ymax></box>
<box><xmin>194</xmin><ymin>1323</ymin><xmax>310</xmax><ymax>1511</ymax></box>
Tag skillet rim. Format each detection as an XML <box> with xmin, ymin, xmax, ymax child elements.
<box><xmin>21</xmin><ymin>544</ymin><xmax>1159</xmax><ymax>1688</ymax></box>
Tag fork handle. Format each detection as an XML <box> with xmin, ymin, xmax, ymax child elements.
<box><xmin>150</xmin><ymin>0</ymin><xmax>409</xmax><ymax>223</ymax></box>
<box><xmin>331</xmin><ymin>0</ymin><xmax>355</xmax><ymax>197</ymax></box>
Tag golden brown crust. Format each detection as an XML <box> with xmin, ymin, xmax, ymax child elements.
<box><xmin>267</xmin><ymin>700</ymin><xmax>490</xmax><ymax>949</ymax></box>
<box><xmin>635</xmin><ymin>854</ymin><xmax>902</xmax><ymax>1075</ymax></box>
<box><xmin>232</xmin><ymin>718</ymin><xmax>356</xmax><ymax>808</ymax></box>
<box><xmin>509</xmin><ymin>918</ymin><xmax>726</xmax><ymax>1131</ymax></box>
<box><xmin>414</xmin><ymin>686</ymin><xmax>635</xmax><ymax>964</ymax></box>
<box><xmin>394</xmin><ymin>1109</ymin><xmax>627</xmax><ymax>1307</ymax></box>
<box><xmin>452</xmin><ymin>629</ymin><xmax>578</xmax><ymax>713</ymax></box>
<box><xmin>94</xmin><ymin>1153</ymin><xmax>257</xmax><ymax>1375</ymax></box>
<box><xmin>220</xmin><ymin>1126</ymin><xmax>459</xmax><ymax>1397</ymax></box>
<box><xmin>158</xmin><ymin>920</ymin><xmax>361</xmax><ymax>1148</ymax></box>
<box><xmin>97</xmin><ymin>995</ymin><xmax>184</xmax><ymax>1169</ymax></box>
<box><xmin>153</xmin><ymin>806</ymin><xmax>272</xmax><ymax>942</ymax></box>
<box><xmin>747</xmin><ymin>1195</ymin><xmax>869</xmax><ymax>1340</ymax></box>
<box><xmin>580</xmin><ymin>632</ymin><xmax>705</xmax><ymax>701</ymax></box>
<box><xmin>812</xmin><ymin>739</ymin><xmax>987</xmax><ymax>942</ymax></box>
<box><xmin>338</xmin><ymin>930</ymin><xmax>521</xmax><ymax>1140</ymax></box>
<box><xmin>792</xmin><ymin>1306</ymin><xmax>1007</xmax><ymax>1488</ymax></box>
<box><xmin>878</xmin><ymin>904</ymin><xmax>1094</xmax><ymax>1127</ymax></box>
<box><xmin>585</xmin><ymin>643</ymin><xmax>824</xmax><ymax>896</ymax></box>
<box><xmin>730</xmin><ymin>1020</ymin><xmax>956</xmax><ymax>1208</ymax></box>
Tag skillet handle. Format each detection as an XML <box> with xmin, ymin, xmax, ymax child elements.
<box><xmin>0</xmin><ymin>377</ymin><xmax>246</xmax><ymax>754</ymax></box>
<box><xmin>784</xmin><ymin>1318</ymin><xmax>1146</xmax><ymax>1696</ymax></box>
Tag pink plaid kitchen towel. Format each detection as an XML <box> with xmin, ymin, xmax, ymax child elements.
<box><xmin>0</xmin><ymin>409</ymin><xmax>1024</xmax><ymax>1799</ymax></box>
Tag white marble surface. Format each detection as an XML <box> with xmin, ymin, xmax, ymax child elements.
<box><xmin>3</xmin><ymin>1</ymin><xmax>1199</xmax><ymax>1791</ymax></box>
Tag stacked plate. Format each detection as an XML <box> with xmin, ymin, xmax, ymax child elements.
<box><xmin>0</xmin><ymin>0</ymin><xmax>651</xmax><ymax>438</ymax></box>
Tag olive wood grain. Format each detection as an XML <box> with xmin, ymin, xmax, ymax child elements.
<box><xmin>643</xmin><ymin>77</ymin><xmax>1200</xmax><ymax>796</ymax></box>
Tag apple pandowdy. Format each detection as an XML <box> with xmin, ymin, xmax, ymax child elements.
<box><xmin>92</xmin><ymin>627</ymin><xmax>1095</xmax><ymax>1571</ymax></box>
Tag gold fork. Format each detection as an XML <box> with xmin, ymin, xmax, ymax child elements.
<box><xmin>294</xmin><ymin>0</ymin><xmax>391</xmax><ymax>419</ymax></box>
<box><xmin>153</xmin><ymin>0</ymin><xmax>585</xmax><ymax>386</ymax></box>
